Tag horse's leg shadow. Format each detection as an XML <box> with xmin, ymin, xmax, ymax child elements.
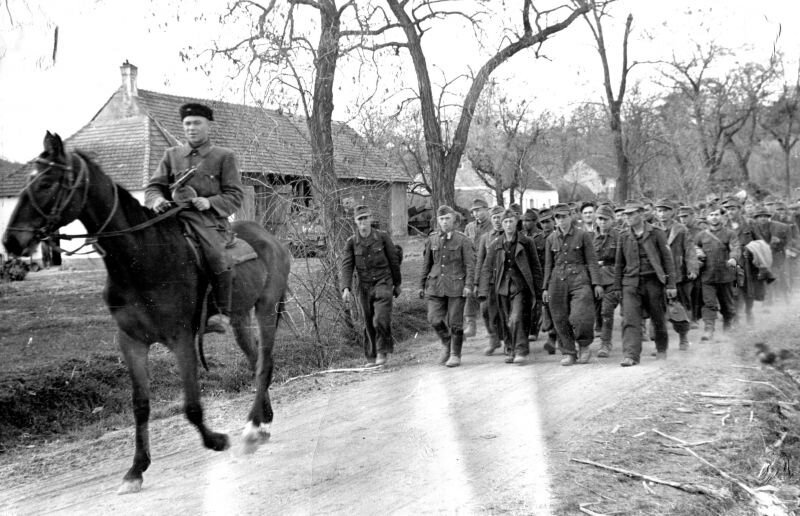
<box><xmin>117</xmin><ymin>331</ymin><xmax>152</xmax><ymax>495</ymax></box>
<box><xmin>174</xmin><ymin>334</ymin><xmax>230</xmax><ymax>452</ymax></box>
<box><xmin>241</xmin><ymin>301</ymin><xmax>278</xmax><ymax>454</ymax></box>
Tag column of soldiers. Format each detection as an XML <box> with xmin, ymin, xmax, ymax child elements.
<box><xmin>340</xmin><ymin>194</ymin><xmax>799</xmax><ymax>369</ymax></box>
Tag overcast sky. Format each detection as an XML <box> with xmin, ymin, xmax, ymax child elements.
<box><xmin>1</xmin><ymin>0</ymin><xmax>799</xmax><ymax>162</ymax></box>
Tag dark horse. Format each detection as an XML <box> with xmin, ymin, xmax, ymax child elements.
<box><xmin>3</xmin><ymin>132</ymin><xmax>291</xmax><ymax>494</ymax></box>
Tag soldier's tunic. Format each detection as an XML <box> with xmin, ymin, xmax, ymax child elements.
<box><xmin>464</xmin><ymin>217</ymin><xmax>492</xmax><ymax>325</ymax></box>
<box><xmin>659</xmin><ymin>220</ymin><xmax>698</xmax><ymax>336</ymax></box>
<box><xmin>542</xmin><ymin>222</ymin><xmax>601</xmax><ymax>355</ymax></box>
<box><xmin>420</xmin><ymin>230</ymin><xmax>475</xmax><ymax>340</ymax></box>
<box><xmin>593</xmin><ymin>227</ymin><xmax>620</xmax><ymax>348</ymax></box>
<box><xmin>341</xmin><ymin>229</ymin><xmax>402</xmax><ymax>359</ymax></box>
<box><xmin>475</xmin><ymin>228</ymin><xmax>503</xmax><ymax>342</ymax></box>
<box><xmin>145</xmin><ymin>140</ymin><xmax>244</xmax><ymax>274</ymax></box>
<box><xmin>694</xmin><ymin>224</ymin><xmax>741</xmax><ymax>328</ymax></box>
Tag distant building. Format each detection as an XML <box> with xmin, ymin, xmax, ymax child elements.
<box><xmin>563</xmin><ymin>160</ymin><xmax>616</xmax><ymax>198</ymax></box>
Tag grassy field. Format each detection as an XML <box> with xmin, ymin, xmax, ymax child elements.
<box><xmin>0</xmin><ymin>236</ymin><xmax>429</xmax><ymax>453</ymax></box>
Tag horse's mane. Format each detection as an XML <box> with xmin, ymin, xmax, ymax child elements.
<box><xmin>74</xmin><ymin>150</ymin><xmax>156</xmax><ymax>227</ymax></box>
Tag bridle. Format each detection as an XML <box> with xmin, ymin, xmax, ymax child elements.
<box><xmin>7</xmin><ymin>152</ymin><xmax>180</xmax><ymax>256</ymax></box>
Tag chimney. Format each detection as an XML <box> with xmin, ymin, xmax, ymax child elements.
<box><xmin>120</xmin><ymin>60</ymin><xmax>139</xmax><ymax>116</ymax></box>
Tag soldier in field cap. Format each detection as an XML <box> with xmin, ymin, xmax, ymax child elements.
<box><xmin>463</xmin><ymin>198</ymin><xmax>492</xmax><ymax>338</ymax></box>
<box><xmin>341</xmin><ymin>205</ymin><xmax>402</xmax><ymax>367</ymax></box>
<box><xmin>419</xmin><ymin>205</ymin><xmax>475</xmax><ymax>367</ymax></box>
<box><xmin>145</xmin><ymin>102</ymin><xmax>244</xmax><ymax>334</ymax></box>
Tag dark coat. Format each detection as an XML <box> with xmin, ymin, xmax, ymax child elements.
<box><xmin>420</xmin><ymin>231</ymin><xmax>475</xmax><ymax>297</ymax></box>
<box><xmin>542</xmin><ymin>222</ymin><xmax>601</xmax><ymax>289</ymax></box>
<box><xmin>614</xmin><ymin>223</ymin><xmax>677</xmax><ymax>290</ymax></box>
<box><xmin>341</xmin><ymin>229</ymin><xmax>401</xmax><ymax>291</ymax></box>
<box><xmin>474</xmin><ymin>229</ymin><xmax>502</xmax><ymax>289</ymax></box>
<box><xmin>694</xmin><ymin>225</ymin><xmax>741</xmax><ymax>284</ymax></box>
<box><xmin>593</xmin><ymin>228</ymin><xmax>619</xmax><ymax>287</ymax></box>
<box><xmin>661</xmin><ymin>221</ymin><xmax>698</xmax><ymax>283</ymax></box>
<box><xmin>478</xmin><ymin>233</ymin><xmax>543</xmax><ymax>300</ymax></box>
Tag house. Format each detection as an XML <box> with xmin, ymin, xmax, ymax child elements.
<box><xmin>0</xmin><ymin>62</ymin><xmax>409</xmax><ymax>259</ymax></box>
<box><xmin>502</xmin><ymin>165</ymin><xmax>559</xmax><ymax>210</ymax></box>
<box><xmin>563</xmin><ymin>160</ymin><xmax>616</xmax><ymax>198</ymax></box>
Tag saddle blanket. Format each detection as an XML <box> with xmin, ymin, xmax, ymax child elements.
<box><xmin>227</xmin><ymin>237</ymin><xmax>258</xmax><ymax>265</ymax></box>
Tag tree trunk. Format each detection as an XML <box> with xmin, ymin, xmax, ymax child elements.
<box><xmin>785</xmin><ymin>146</ymin><xmax>792</xmax><ymax>199</ymax></box>
<box><xmin>610</xmin><ymin>110</ymin><xmax>629</xmax><ymax>202</ymax></box>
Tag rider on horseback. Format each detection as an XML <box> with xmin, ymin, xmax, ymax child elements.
<box><xmin>145</xmin><ymin>103</ymin><xmax>244</xmax><ymax>334</ymax></box>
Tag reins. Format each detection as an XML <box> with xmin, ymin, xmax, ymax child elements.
<box><xmin>8</xmin><ymin>152</ymin><xmax>184</xmax><ymax>256</ymax></box>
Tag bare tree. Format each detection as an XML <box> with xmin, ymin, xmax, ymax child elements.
<box><xmin>582</xmin><ymin>0</ymin><xmax>635</xmax><ymax>202</ymax></box>
<box><xmin>383</xmin><ymin>0</ymin><xmax>590</xmax><ymax>212</ymax></box>
<box><xmin>761</xmin><ymin>62</ymin><xmax>800</xmax><ymax>198</ymax></box>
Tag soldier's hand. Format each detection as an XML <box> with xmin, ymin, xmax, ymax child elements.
<box><xmin>666</xmin><ymin>288</ymin><xmax>677</xmax><ymax>299</ymax></box>
<box><xmin>418</xmin><ymin>289</ymin><xmax>425</xmax><ymax>299</ymax></box>
<box><xmin>594</xmin><ymin>285</ymin><xmax>604</xmax><ymax>299</ymax></box>
<box><xmin>342</xmin><ymin>288</ymin><xmax>352</xmax><ymax>304</ymax></box>
<box><xmin>462</xmin><ymin>287</ymin><xmax>472</xmax><ymax>298</ymax></box>
<box><xmin>152</xmin><ymin>197</ymin><xmax>171</xmax><ymax>214</ymax></box>
<box><xmin>191</xmin><ymin>197</ymin><xmax>211</xmax><ymax>211</ymax></box>
<box><xmin>542</xmin><ymin>290</ymin><xmax>550</xmax><ymax>304</ymax></box>
<box><xmin>771</xmin><ymin>236</ymin><xmax>781</xmax><ymax>245</ymax></box>
<box><xmin>393</xmin><ymin>285</ymin><xmax>402</xmax><ymax>298</ymax></box>
<box><xmin>726</xmin><ymin>258</ymin><xmax>737</xmax><ymax>268</ymax></box>
<box><xmin>687</xmin><ymin>272</ymin><xmax>697</xmax><ymax>280</ymax></box>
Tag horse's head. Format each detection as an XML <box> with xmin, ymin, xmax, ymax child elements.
<box><xmin>3</xmin><ymin>131</ymin><xmax>88</xmax><ymax>257</ymax></box>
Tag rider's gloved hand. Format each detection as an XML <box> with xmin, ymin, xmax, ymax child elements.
<box><xmin>152</xmin><ymin>198</ymin><xmax>172</xmax><ymax>214</ymax></box>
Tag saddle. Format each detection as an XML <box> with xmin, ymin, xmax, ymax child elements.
<box><xmin>179</xmin><ymin>221</ymin><xmax>259</xmax><ymax>269</ymax></box>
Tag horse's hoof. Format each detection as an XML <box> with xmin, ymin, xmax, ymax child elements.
<box><xmin>205</xmin><ymin>432</ymin><xmax>230</xmax><ymax>452</ymax></box>
<box><xmin>241</xmin><ymin>422</ymin><xmax>271</xmax><ymax>454</ymax></box>
<box><xmin>117</xmin><ymin>479</ymin><xmax>143</xmax><ymax>495</ymax></box>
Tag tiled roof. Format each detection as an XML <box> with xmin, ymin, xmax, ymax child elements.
<box><xmin>135</xmin><ymin>89</ymin><xmax>407</xmax><ymax>183</ymax></box>
<box><xmin>0</xmin><ymin>117</ymin><xmax>162</xmax><ymax>197</ymax></box>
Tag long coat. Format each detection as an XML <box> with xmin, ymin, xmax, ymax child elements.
<box><xmin>477</xmin><ymin>233</ymin><xmax>543</xmax><ymax>301</ymax></box>
<box><xmin>614</xmin><ymin>223</ymin><xmax>677</xmax><ymax>290</ymax></box>
<box><xmin>661</xmin><ymin>221</ymin><xmax>698</xmax><ymax>284</ymax></box>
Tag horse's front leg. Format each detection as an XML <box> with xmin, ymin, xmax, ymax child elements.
<box><xmin>241</xmin><ymin>307</ymin><xmax>277</xmax><ymax>454</ymax></box>
<box><xmin>117</xmin><ymin>331</ymin><xmax>152</xmax><ymax>494</ymax></box>
<box><xmin>173</xmin><ymin>334</ymin><xmax>230</xmax><ymax>451</ymax></box>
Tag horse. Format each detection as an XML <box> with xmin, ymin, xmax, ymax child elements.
<box><xmin>3</xmin><ymin>132</ymin><xmax>291</xmax><ymax>494</ymax></box>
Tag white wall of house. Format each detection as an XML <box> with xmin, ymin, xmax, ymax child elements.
<box><xmin>1</xmin><ymin>190</ymin><xmax>147</xmax><ymax>262</ymax></box>
<box><xmin>503</xmin><ymin>189</ymin><xmax>558</xmax><ymax>210</ymax></box>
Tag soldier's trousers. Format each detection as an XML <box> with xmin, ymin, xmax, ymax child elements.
<box><xmin>622</xmin><ymin>275</ymin><xmax>668</xmax><ymax>360</ymax></box>
<box><xmin>356</xmin><ymin>281</ymin><xmax>394</xmax><ymax>358</ymax></box>
<box><xmin>701</xmin><ymin>281</ymin><xmax>735</xmax><ymax>328</ymax></box>
<box><xmin>530</xmin><ymin>296</ymin><xmax>543</xmax><ymax>336</ymax></box>
<box><xmin>427</xmin><ymin>296</ymin><xmax>466</xmax><ymax>339</ymax></box>
<box><xmin>599</xmin><ymin>289</ymin><xmax>621</xmax><ymax>346</ymax></box>
<box><xmin>548</xmin><ymin>275</ymin><xmax>595</xmax><ymax>355</ymax></box>
<box><xmin>498</xmin><ymin>289</ymin><xmax>532</xmax><ymax>356</ymax></box>
<box><xmin>481</xmin><ymin>296</ymin><xmax>501</xmax><ymax>340</ymax></box>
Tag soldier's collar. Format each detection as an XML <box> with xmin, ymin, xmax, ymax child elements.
<box><xmin>182</xmin><ymin>140</ymin><xmax>213</xmax><ymax>157</ymax></box>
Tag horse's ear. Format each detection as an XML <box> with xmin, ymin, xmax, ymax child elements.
<box><xmin>43</xmin><ymin>132</ymin><xmax>64</xmax><ymax>157</ymax></box>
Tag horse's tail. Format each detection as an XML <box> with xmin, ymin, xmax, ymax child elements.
<box><xmin>276</xmin><ymin>286</ymin><xmax>291</xmax><ymax>327</ymax></box>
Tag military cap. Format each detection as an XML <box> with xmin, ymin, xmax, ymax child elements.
<box><xmin>774</xmin><ymin>200</ymin><xmax>788</xmax><ymax>209</ymax></box>
<box><xmin>552</xmin><ymin>203</ymin><xmax>571</xmax><ymax>216</ymax></box>
<box><xmin>705</xmin><ymin>203</ymin><xmax>726</xmax><ymax>214</ymax></box>
<box><xmin>721</xmin><ymin>197</ymin><xmax>741</xmax><ymax>209</ymax></box>
<box><xmin>470</xmin><ymin>198</ymin><xmax>489</xmax><ymax>211</ymax></box>
<box><xmin>353</xmin><ymin>204</ymin><xmax>371</xmax><ymax>220</ymax></box>
<box><xmin>539</xmin><ymin>208</ymin><xmax>553</xmax><ymax>221</ymax></box>
<box><xmin>489</xmin><ymin>205</ymin><xmax>505</xmax><ymax>216</ymax></box>
<box><xmin>677</xmin><ymin>205</ymin><xmax>695</xmax><ymax>215</ymax></box>
<box><xmin>623</xmin><ymin>201</ymin><xmax>644</xmax><ymax>214</ymax></box>
<box><xmin>509</xmin><ymin>203</ymin><xmax>522</xmax><ymax>214</ymax></box>
<box><xmin>596</xmin><ymin>204</ymin><xmax>615</xmax><ymax>220</ymax></box>
<box><xmin>614</xmin><ymin>205</ymin><xmax>626</xmax><ymax>214</ymax></box>
<box><xmin>437</xmin><ymin>205</ymin><xmax>456</xmax><ymax>217</ymax></box>
<box><xmin>523</xmin><ymin>208</ymin><xmax>539</xmax><ymax>222</ymax></box>
<box><xmin>752</xmin><ymin>205</ymin><xmax>771</xmax><ymax>218</ymax></box>
<box><xmin>654</xmin><ymin>198</ymin><xmax>675</xmax><ymax>210</ymax></box>
<box><xmin>502</xmin><ymin>209</ymin><xmax>519</xmax><ymax>221</ymax></box>
<box><xmin>639</xmin><ymin>197</ymin><xmax>654</xmax><ymax>206</ymax></box>
<box><xmin>179</xmin><ymin>102</ymin><xmax>214</xmax><ymax>121</ymax></box>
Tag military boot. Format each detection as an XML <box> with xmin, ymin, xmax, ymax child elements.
<box><xmin>679</xmin><ymin>332</ymin><xmax>690</xmax><ymax>351</ymax></box>
<box><xmin>433</xmin><ymin>323</ymin><xmax>451</xmax><ymax>365</ymax></box>
<box><xmin>597</xmin><ymin>342</ymin><xmax>611</xmax><ymax>358</ymax></box>
<box><xmin>463</xmin><ymin>317</ymin><xmax>477</xmax><ymax>338</ymax></box>
<box><xmin>446</xmin><ymin>331</ymin><xmax>463</xmax><ymax>367</ymax></box>
<box><xmin>543</xmin><ymin>334</ymin><xmax>557</xmax><ymax>355</ymax></box>
<box><xmin>700</xmin><ymin>321</ymin><xmax>714</xmax><ymax>342</ymax></box>
<box><xmin>206</xmin><ymin>269</ymin><xmax>234</xmax><ymax>334</ymax></box>
<box><xmin>483</xmin><ymin>334</ymin><xmax>501</xmax><ymax>356</ymax></box>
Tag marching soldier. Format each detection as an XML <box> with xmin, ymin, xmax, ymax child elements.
<box><xmin>542</xmin><ymin>203</ymin><xmax>602</xmax><ymax>366</ymax></box>
<box><xmin>521</xmin><ymin>209</ymin><xmax>544</xmax><ymax>339</ymax></box>
<box><xmin>463</xmin><ymin>198</ymin><xmax>492</xmax><ymax>337</ymax></box>
<box><xmin>419</xmin><ymin>205</ymin><xmax>475</xmax><ymax>367</ymax></box>
<box><xmin>474</xmin><ymin>205</ymin><xmax>506</xmax><ymax>355</ymax></box>
<box><xmin>537</xmin><ymin>208</ymin><xmax>559</xmax><ymax>354</ymax></box>
<box><xmin>593</xmin><ymin>204</ymin><xmax>620</xmax><ymax>358</ymax></box>
<box><xmin>614</xmin><ymin>201</ymin><xmax>677</xmax><ymax>366</ymax></box>
<box><xmin>145</xmin><ymin>103</ymin><xmax>244</xmax><ymax>334</ymax></box>
<box><xmin>341</xmin><ymin>205</ymin><xmax>402</xmax><ymax>366</ymax></box>
<box><xmin>478</xmin><ymin>209</ymin><xmax>543</xmax><ymax>364</ymax></box>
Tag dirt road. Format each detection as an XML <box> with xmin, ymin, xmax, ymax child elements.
<box><xmin>0</xmin><ymin>323</ymin><xmax>766</xmax><ymax>515</ymax></box>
